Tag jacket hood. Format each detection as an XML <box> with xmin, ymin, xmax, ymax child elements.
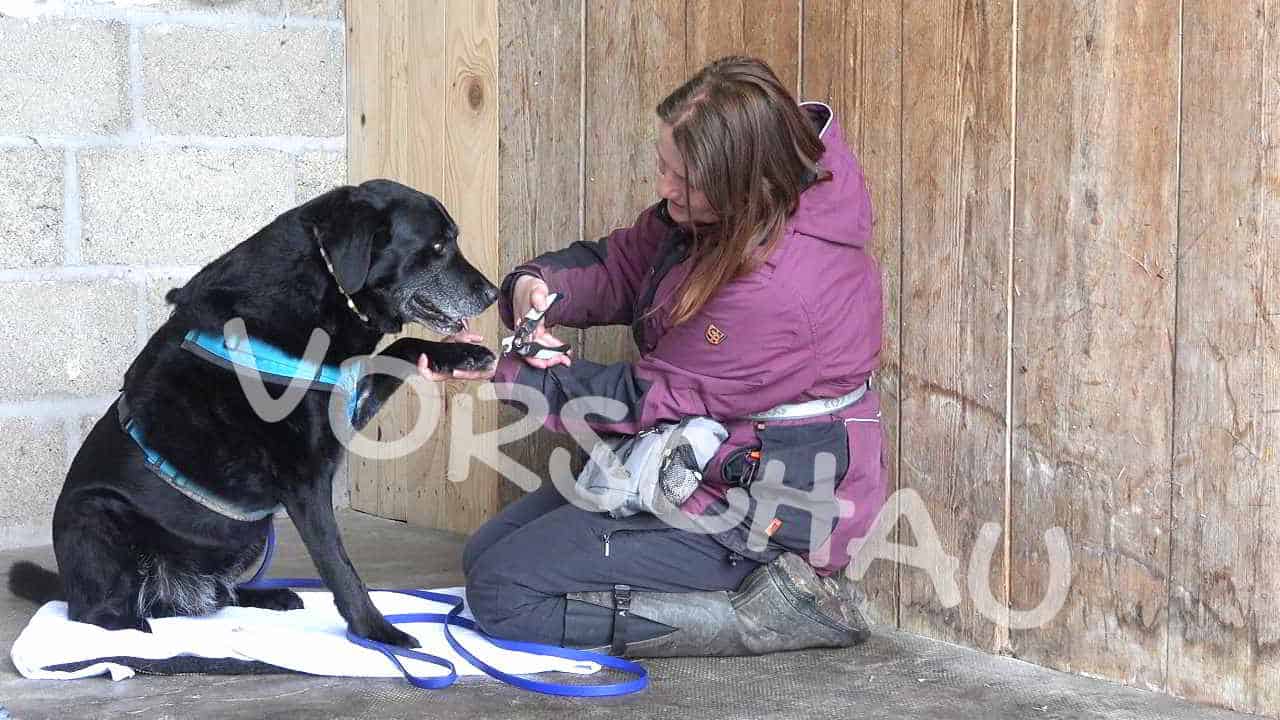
<box><xmin>789</xmin><ymin>102</ymin><xmax>874</xmax><ymax>250</ymax></box>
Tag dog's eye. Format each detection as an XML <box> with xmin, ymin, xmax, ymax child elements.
<box><xmin>432</xmin><ymin>241</ymin><xmax>444</xmax><ymax>253</ymax></box>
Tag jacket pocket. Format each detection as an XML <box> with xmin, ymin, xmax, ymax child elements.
<box><xmin>746</xmin><ymin>419</ymin><xmax>850</xmax><ymax>556</ymax></box>
<box><xmin>721</xmin><ymin>445</ymin><xmax>761</xmax><ymax>487</ymax></box>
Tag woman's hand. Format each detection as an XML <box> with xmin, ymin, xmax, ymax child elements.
<box><xmin>512</xmin><ymin>274</ymin><xmax>572</xmax><ymax>370</ymax></box>
<box><xmin>416</xmin><ymin>327</ymin><xmax>498</xmax><ymax>381</ymax></box>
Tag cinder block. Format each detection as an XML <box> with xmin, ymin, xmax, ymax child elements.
<box><xmin>0</xmin><ymin>17</ymin><xmax>128</xmax><ymax>136</ymax></box>
<box><xmin>0</xmin><ymin>148</ymin><xmax>63</xmax><ymax>269</ymax></box>
<box><xmin>285</xmin><ymin>0</ymin><xmax>336</xmax><ymax>17</ymax></box>
<box><xmin>80</xmin><ymin>147</ymin><xmax>293</xmax><ymax>266</ymax></box>
<box><xmin>143</xmin><ymin>270</ymin><xmax>198</xmax><ymax>337</ymax></box>
<box><xmin>70</xmin><ymin>0</ymin><xmax>282</xmax><ymax>16</ymax></box>
<box><xmin>0</xmin><ymin>280</ymin><xmax>138</xmax><ymax>399</ymax></box>
<box><xmin>0</xmin><ymin>417</ymin><xmax>65</xmax><ymax>540</ymax></box>
<box><xmin>142</xmin><ymin>25</ymin><xmax>343</xmax><ymax>137</ymax></box>
<box><xmin>297</xmin><ymin>151</ymin><xmax>346</xmax><ymax>203</ymax></box>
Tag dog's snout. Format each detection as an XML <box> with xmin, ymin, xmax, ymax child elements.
<box><xmin>479</xmin><ymin>282</ymin><xmax>499</xmax><ymax>308</ymax></box>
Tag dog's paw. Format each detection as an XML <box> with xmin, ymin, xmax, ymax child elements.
<box><xmin>349</xmin><ymin>395</ymin><xmax>382</xmax><ymax>431</ymax></box>
<box><xmin>356</xmin><ymin>619</ymin><xmax>420</xmax><ymax>649</ymax></box>
<box><xmin>238</xmin><ymin>588</ymin><xmax>304</xmax><ymax>612</ymax></box>
<box><xmin>427</xmin><ymin>342</ymin><xmax>496</xmax><ymax>374</ymax></box>
<box><xmin>80</xmin><ymin>609</ymin><xmax>151</xmax><ymax>633</ymax></box>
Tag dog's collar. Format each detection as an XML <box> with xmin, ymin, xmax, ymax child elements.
<box><xmin>314</xmin><ymin>231</ymin><xmax>373</xmax><ymax>325</ymax></box>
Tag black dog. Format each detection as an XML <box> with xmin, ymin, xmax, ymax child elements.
<box><xmin>7</xmin><ymin>179</ymin><xmax>497</xmax><ymax>648</ymax></box>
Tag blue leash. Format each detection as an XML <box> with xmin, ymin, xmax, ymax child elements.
<box><xmin>238</xmin><ymin>523</ymin><xmax>648</xmax><ymax>696</ymax></box>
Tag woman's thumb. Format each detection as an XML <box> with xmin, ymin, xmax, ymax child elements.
<box><xmin>530</xmin><ymin>283</ymin><xmax>549</xmax><ymax>312</ymax></box>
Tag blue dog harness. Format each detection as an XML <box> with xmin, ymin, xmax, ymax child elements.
<box><xmin>117</xmin><ymin>393</ymin><xmax>282</xmax><ymax>522</ymax></box>
<box><xmin>179</xmin><ymin>328</ymin><xmax>364</xmax><ymax>399</ymax></box>
<box><xmin>118</xmin><ymin>328</ymin><xmax>364</xmax><ymax>523</ymax></box>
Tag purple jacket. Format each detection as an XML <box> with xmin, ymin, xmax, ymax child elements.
<box><xmin>493</xmin><ymin>103</ymin><xmax>886</xmax><ymax>575</ymax></box>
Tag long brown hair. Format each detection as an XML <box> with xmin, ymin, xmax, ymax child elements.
<box><xmin>656</xmin><ymin>55</ymin><xmax>828</xmax><ymax>325</ymax></box>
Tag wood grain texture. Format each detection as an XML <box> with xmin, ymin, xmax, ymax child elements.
<box><xmin>1169</xmin><ymin>1</ymin><xmax>1280</xmax><ymax>714</ymax></box>
<box><xmin>687</xmin><ymin>0</ymin><xmax>744</xmax><ymax>71</ymax></box>
<box><xmin>582</xmin><ymin>0</ymin><xmax>686</xmax><ymax>366</ymax></box>
<box><xmin>744</xmin><ymin>0</ymin><xmax>800</xmax><ymax>95</ymax></box>
<box><xmin>406</xmin><ymin>0</ymin><xmax>502</xmax><ymax>535</ymax></box>
<box><xmin>1011</xmin><ymin>0</ymin><xmax>1179</xmax><ymax>689</ymax></box>
<box><xmin>496</xmin><ymin>0</ymin><xmax>586</xmax><ymax>506</ymax></box>
<box><xmin>898</xmin><ymin>0</ymin><xmax>1013</xmax><ymax>653</ymax></box>
<box><xmin>347</xmin><ymin>0</ymin><xmax>446</xmax><ymax>521</ymax></box>
<box><xmin>801</xmin><ymin>0</ymin><xmax>844</xmax><ymax>108</ymax></box>
<box><xmin>347</xmin><ymin>0</ymin><xmax>502</xmax><ymax>532</ymax></box>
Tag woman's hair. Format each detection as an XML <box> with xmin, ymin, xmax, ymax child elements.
<box><xmin>656</xmin><ymin>55</ymin><xmax>829</xmax><ymax>326</ymax></box>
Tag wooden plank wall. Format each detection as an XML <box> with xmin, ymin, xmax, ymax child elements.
<box><xmin>347</xmin><ymin>1</ymin><xmax>1280</xmax><ymax>715</ymax></box>
<box><xmin>1012</xmin><ymin>0</ymin><xmax>1180</xmax><ymax>691</ymax></box>
<box><xmin>900</xmin><ymin>0</ymin><xmax>1014</xmax><ymax>652</ymax></box>
<box><xmin>1170</xmin><ymin>0</ymin><xmax>1280</xmax><ymax>712</ymax></box>
<box><xmin>347</xmin><ymin>0</ymin><xmax>503</xmax><ymax>534</ymax></box>
<box><xmin>495</xmin><ymin>0</ymin><xmax>587</xmax><ymax>505</ymax></box>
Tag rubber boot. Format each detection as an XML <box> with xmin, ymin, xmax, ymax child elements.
<box><xmin>563</xmin><ymin>553</ymin><xmax>872</xmax><ymax>657</ymax></box>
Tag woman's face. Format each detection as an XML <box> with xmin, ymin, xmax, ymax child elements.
<box><xmin>657</xmin><ymin>121</ymin><xmax>717</xmax><ymax>225</ymax></box>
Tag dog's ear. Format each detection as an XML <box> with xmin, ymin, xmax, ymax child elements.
<box><xmin>299</xmin><ymin>186</ymin><xmax>382</xmax><ymax>294</ymax></box>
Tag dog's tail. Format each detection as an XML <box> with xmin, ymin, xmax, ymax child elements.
<box><xmin>7</xmin><ymin>562</ymin><xmax>64</xmax><ymax>605</ymax></box>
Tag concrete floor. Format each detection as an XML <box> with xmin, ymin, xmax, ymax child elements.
<box><xmin>0</xmin><ymin>510</ymin><xmax>1261</xmax><ymax>720</ymax></box>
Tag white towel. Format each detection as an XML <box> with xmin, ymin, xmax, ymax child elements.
<box><xmin>10</xmin><ymin>587</ymin><xmax>601</xmax><ymax>682</ymax></box>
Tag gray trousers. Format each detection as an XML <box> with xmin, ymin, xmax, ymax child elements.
<box><xmin>463</xmin><ymin>482</ymin><xmax>765</xmax><ymax>647</ymax></box>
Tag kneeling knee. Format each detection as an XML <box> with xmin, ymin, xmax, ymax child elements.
<box><xmin>464</xmin><ymin>560</ymin><xmax>558</xmax><ymax>644</ymax></box>
<box><xmin>463</xmin><ymin>559</ymin><xmax>513</xmax><ymax>633</ymax></box>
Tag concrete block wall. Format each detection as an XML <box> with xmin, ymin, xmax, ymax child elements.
<box><xmin>0</xmin><ymin>0</ymin><xmax>349</xmax><ymax>549</ymax></box>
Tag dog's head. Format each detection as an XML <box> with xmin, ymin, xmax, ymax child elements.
<box><xmin>298</xmin><ymin>179</ymin><xmax>499</xmax><ymax>335</ymax></box>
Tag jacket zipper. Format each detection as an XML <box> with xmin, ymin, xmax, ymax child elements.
<box><xmin>599</xmin><ymin>528</ymin><xmax>660</xmax><ymax>557</ymax></box>
<box><xmin>631</xmin><ymin>231</ymin><xmax>689</xmax><ymax>350</ymax></box>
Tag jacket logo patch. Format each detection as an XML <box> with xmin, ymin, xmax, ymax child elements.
<box><xmin>705</xmin><ymin>324</ymin><xmax>726</xmax><ymax>345</ymax></box>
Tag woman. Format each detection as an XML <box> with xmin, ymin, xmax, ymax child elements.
<box><xmin>457</xmin><ymin>56</ymin><xmax>886</xmax><ymax>657</ymax></box>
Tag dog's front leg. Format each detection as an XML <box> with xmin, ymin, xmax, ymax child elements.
<box><xmin>349</xmin><ymin>337</ymin><xmax>496</xmax><ymax>430</ymax></box>
<box><xmin>279</xmin><ymin>485</ymin><xmax>417</xmax><ymax>648</ymax></box>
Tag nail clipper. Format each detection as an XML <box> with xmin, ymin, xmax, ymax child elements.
<box><xmin>501</xmin><ymin>292</ymin><xmax>571</xmax><ymax>361</ymax></box>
